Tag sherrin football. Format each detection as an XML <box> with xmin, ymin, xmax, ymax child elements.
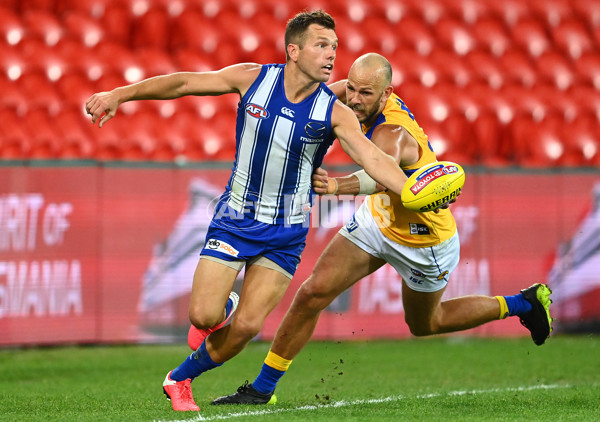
<box><xmin>400</xmin><ymin>161</ymin><xmax>465</xmax><ymax>212</ymax></box>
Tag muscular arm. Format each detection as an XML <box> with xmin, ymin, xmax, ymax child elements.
<box><xmin>331</xmin><ymin>101</ymin><xmax>409</xmax><ymax>197</ymax></box>
<box><xmin>327</xmin><ymin>79</ymin><xmax>347</xmax><ymax>103</ymax></box>
<box><xmin>86</xmin><ymin>63</ymin><xmax>261</xmax><ymax>127</ymax></box>
<box><xmin>318</xmin><ymin>109</ymin><xmax>419</xmax><ymax>195</ymax></box>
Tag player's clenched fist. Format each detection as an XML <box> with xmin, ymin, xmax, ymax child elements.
<box><xmin>312</xmin><ymin>167</ymin><xmax>337</xmax><ymax>195</ymax></box>
<box><xmin>85</xmin><ymin>91</ymin><xmax>121</xmax><ymax>128</ymax></box>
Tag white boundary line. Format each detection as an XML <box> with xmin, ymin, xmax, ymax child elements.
<box><xmin>154</xmin><ymin>383</ymin><xmax>569</xmax><ymax>422</ymax></box>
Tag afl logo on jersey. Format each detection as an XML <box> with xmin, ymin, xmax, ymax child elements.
<box><xmin>246</xmin><ymin>103</ymin><xmax>270</xmax><ymax>119</ymax></box>
<box><xmin>305</xmin><ymin>122</ymin><xmax>327</xmax><ymax>138</ymax></box>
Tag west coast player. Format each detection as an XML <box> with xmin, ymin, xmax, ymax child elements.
<box><xmin>212</xmin><ymin>53</ymin><xmax>553</xmax><ymax>405</ymax></box>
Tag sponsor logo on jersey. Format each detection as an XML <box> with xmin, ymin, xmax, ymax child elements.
<box><xmin>409</xmin><ymin>223</ymin><xmax>430</xmax><ymax>235</ymax></box>
<box><xmin>300</xmin><ymin>136</ymin><xmax>325</xmax><ymax>144</ymax></box>
<box><xmin>206</xmin><ymin>239</ymin><xmax>239</xmax><ymax>257</ymax></box>
<box><xmin>437</xmin><ymin>270</ymin><xmax>449</xmax><ymax>280</ymax></box>
<box><xmin>409</xmin><ymin>164</ymin><xmax>457</xmax><ymax>195</ymax></box>
<box><xmin>281</xmin><ymin>107</ymin><xmax>295</xmax><ymax>118</ymax></box>
<box><xmin>305</xmin><ymin>122</ymin><xmax>327</xmax><ymax>138</ymax></box>
<box><xmin>246</xmin><ymin>103</ymin><xmax>270</xmax><ymax>119</ymax></box>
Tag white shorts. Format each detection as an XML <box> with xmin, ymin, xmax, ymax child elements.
<box><xmin>339</xmin><ymin>202</ymin><xmax>460</xmax><ymax>293</ymax></box>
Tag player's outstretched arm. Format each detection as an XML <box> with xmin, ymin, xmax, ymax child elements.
<box><xmin>332</xmin><ymin>102</ymin><xmax>407</xmax><ymax>196</ymax></box>
<box><xmin>85</xmin><ymin>63</ymin><xmax>261</xmax><ymax>128</ymax></box>
<box><xmin>312</xmin><ymin>167</ymin><xmax>384</xmax><ymax>195</ymax></box>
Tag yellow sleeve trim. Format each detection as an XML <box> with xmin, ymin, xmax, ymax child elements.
<box><xmin>265</xmin><ymin>350</ymin><xmax>293</xmax><ymax>372</ymax></box>
<box><xmin>495</xmin><ymin>296</ymin><xmax>509</xmax><ymax>320</ymax></box>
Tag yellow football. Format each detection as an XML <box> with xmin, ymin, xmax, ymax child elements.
<box><xmin>400</xmin><ymin>161</ymin><xmax>465</xmax><ymax>212</ymax></box>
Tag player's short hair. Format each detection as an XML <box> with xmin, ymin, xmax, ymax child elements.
<box><xmin>284</xmin><ymin>10</ymin><xmax>336</xmax><ymax>60</ymax></box>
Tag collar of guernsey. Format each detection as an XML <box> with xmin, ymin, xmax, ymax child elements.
<box><xmin>362</xmin><ymin>93</ymin><xmax>457</xmax><ymax>247</ymax></box>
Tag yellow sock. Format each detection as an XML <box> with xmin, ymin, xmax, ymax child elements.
<box><xmin>264</xmin><ymin>350</ymin><xmax>292</xmax><ymax>372</ymax></box>
<box><xmin>496</xmin><ymin>296</ymin><xmax>509</xmax><ymax>319</ymax></box>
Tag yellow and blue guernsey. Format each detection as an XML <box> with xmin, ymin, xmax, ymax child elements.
<box><xmin>365</xmin><ymin>93</ymin><xmax>457</xmax><ymax>247</ymax></box>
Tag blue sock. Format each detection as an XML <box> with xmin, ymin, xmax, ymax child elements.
<box><xmin>504</xmin><ymin>293</ymin><xmax>532</xmax><ymax>317</ymax></box>
<box><xmin>171</xmin><ymin>341</ymin><xmax>222</xmax><ymax>381</ymax></box>
<box><xmin>252</xmin><ymin>363</ymin><xmax>285</xmax><ymax>394</ymax></box>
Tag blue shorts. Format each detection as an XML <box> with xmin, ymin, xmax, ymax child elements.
<box><xmin>200</xmin><ymin>205</ymin><xmax>309</xmax><ymax>276</ymax></box>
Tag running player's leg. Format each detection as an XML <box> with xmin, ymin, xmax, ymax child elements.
<box><xmin>188</xmin><ymin>257</ymin><xmax>240</xmax><ymax>329</ymax></box>
<box><xmin>398</xmin><ymin>235</ymin><xmax>552</xmax><ymax>342</ymax></box>
<box><xmin>270</xmin><ymin>234</ymin><xmax>384</xmax><ymax>360</ymax></box>
<box><xmin>164</xmin><ymin>258</ymin><xmax>240</xmax><ymax>411</ymax></box>
<box><xmin>402</xmin><ymin>279</ymin><xmax>553</xmax><ymax>343</ymax></box>
<box><xmin>401</xmin><ymin>282</ymin><xmax>500</xmax><ymax>336</ymax></box>
<box><xmin>205</xmin><ymin>263</ymin><xmax>292</xmax><ymax>362</ymax></box>
<box><xmin>212</xmin><ymin>233</ymin><xmax>385</xmax><ymax>405</ymax></box>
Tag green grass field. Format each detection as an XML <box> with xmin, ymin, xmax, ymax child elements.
<box><xmin>1</xmin><ymin>336</ymin><xmax>599</xmax><ymax>421</ymax></box>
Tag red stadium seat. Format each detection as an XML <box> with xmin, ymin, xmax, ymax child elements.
<box><xmin>135</xmin><ymin>48</ymin><xmax>177</xmax><ymax>77</ymax></box>
<box><xmin>499</xmin><ymin>50</ymin><xmax>537</xmax><ymax>87</ymax></box>
<box><xmin>574</xmin><ymin>52</ymin><xmax>600</xmax><ymax>90</ymax></box>
<box><xmin>334</xmin><ymin>15</ymin><xmax>368</xmax><ymax>55</ymax></box>
<box><xmin>573</xmin><ymin>0</ymin><xmax>600</xmax><ymax>27</ymax></box>
<box><xmin>471</xmin><ymin>17</ymin><xmax>511</xmax><ymax>57</ymax></box>
<box><xmin>62</xmin><ymin>11</ymin><xmax>104</xmax><ymax>47</ymax></box>
<box><xmin>551</xmin><ymin>18</ymin><xmax>595</xmax><ymax>60</ymax></box>
<box><xmin>467</xmin><ymin>83</ymin><xmax>516</xmax><ymax>164</ymax></box>
<box><xmin>0</xmin><ymin>43</ymin><xmax>26</xmax><ymax>83</ymax></box>
<box><xmin>22</xmin><ymin>10</ymin><xmax>63</xmax><ymax>46</ymax></box>
<box><xmin>529</xmin><ymin>0</ymin><xmax>575</xmax><ymax>28</ymax></box>
<box><xmin>387</xmin><ymin>49</ymin><xmax>437</xmax><ymax>88</ymax></box>
<box><xmin>464</xmin><ymin>50</ymin><xmax>504</xmax><ymax>89</ymax></box>
<box><xmin>23</xmin><ymin>109</ymin><xmax>62</xmax><ymax>159</ymax></box>
<box><xmin>429</xmin><ymin>47</ymin><xmax>472</xmax><ymax>87</ymax></box>
<box><xmin>57</xmin><ymin>108</ymin><xmax>96</xmax><ymax>159</ymax></box>
<box><xmin>0</xmin><ymin>6</ymin><xmax>24</xmax><ymax>46</ymax></box>
<box><xmin>95</xmin><ymin>41</ymin><xmax>144</xmax><ymax>83</ymax></box>
<box><xmin>563</xmin><ymin>116</ymin><xmax>600</xmax><ymax>166</ymax></box>
<box><xmin>15</xmin><ymin>0</ymin><xmax>55</xmax><ymax>13</ymax></box>
<box><xmin>382</xmin><ymin>0</ymin><xmax>421</xmax><ymax>24</ymax></box>
<box><xmin>434</xmin><ymin>17</ymin><xmax>476</xmax><ymax>56</ymax></box>
<box><xmin>511</xmin><ymin>17</ymin><xmax>552</xmax><ymax>58</ymax></box>
<box><xmin>535</xmin><ymin>51</ymin><xmax>576</xmax><ymax>91</ymax></box>
<box><xmin>441</xmin><ymin>0</ymin><xmax>493</xmax><ymax>24</ymax></box>
<box><xmin>536</xmin><ymin>85</ymin><xmax>579</xmax><ymax>123</ymax></box>
<box><xmin>359</xmin><ymin>16</ymin><xmax>401</xmax><ymax>55</ymax></box>
<box><xmin>411</xmin><ymin>0</ymin><xmax>448</xmax><ymax>24</ymax></box>
<box><xmin>0</xmin><ymin>76</ymin><xmax>27</xmax><ymax>113</ymax></box>
<box><xmin>56</xmin><ymin>72</ymin><xmax>96</xmax><ymax>112</ymax></box>
<box><xmin>487</xmin><ymin>0</ymin><xmax>531</xmax><ymax>27</ymax></box>
<box><xmin>569</xmin><ymin>85</ymin><xmax>600</xmax><ymax>122</ymax></box>
<box><xmin>131</xmin><ymin>5</ymin><xmax>170</xmax><ymax>50</ymax></box>
<box><xmin>395</xmin><ymin>16</ymin><xmax>435</xmax><ymax>55</ymax></box>
<box><xmin>15</xmin><ymin>73</ymin><xmax>62</xmax><ymax>115</ymax></box>
<box><xmin>252</xmin><ymin>9</ymin><xmax>286</xmax><ymax>49</ymax></box>
<box><xmin>0</xmin><ymin>109</ymin><xmax>31</xmax><ymax>158</ymax></box>
<box><xmin>172</xmin><ymin>48</ymin><xmax>214</xmax><ymax>72</ymax></box>
<box><xmin>151</xmin><ymin>118</ymin><xmax>188</xmax><ymax>161</ymax></box>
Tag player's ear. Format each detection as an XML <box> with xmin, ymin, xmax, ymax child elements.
<box><xmin>384</xmin><ymin>85</ymin><xmax>393</xmax><ymax>100</ymax></box>
<box><xmin>287</xmin><ymin>43</ymin><xmax>300</xmax><ymax>62</ymax></box>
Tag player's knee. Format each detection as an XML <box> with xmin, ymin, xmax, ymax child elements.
<box><xmin>189</xmin><ymin>307</ymin><xmax>221</xmax><ymax>330</ymax></box>
<box><xmin>229</xmin><ymin>316</ymin><xmax>262</xmax><ymax>341</ymax></box>
<box><xmin>405</xmin><ymin>317</ymin><xmax>437</xmax><ymax>337</ymax></box>
<box><xmin>296</xmin><ymin>281</ymin><xmax>333</xmax><ymax>312</ymax></box>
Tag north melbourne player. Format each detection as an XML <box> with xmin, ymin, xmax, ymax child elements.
<box><xmin>86</xmin><ymin>12</ymin><xmax>413</xmax><ymax>412</ymax></box>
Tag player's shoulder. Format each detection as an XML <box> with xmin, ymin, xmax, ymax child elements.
<box><xmin>331</xmin><ymin>99</ymin><xmax>358</xmax><ymax>126</ymax></box>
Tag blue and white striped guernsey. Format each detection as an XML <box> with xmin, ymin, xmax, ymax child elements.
<box><xmin>224</xmin><ymin>64</ymin><xmax>337</xmax><ymax>225</ymax></box>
